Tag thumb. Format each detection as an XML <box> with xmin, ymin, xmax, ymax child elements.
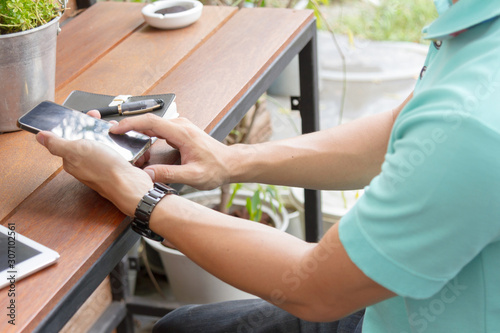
<box><xmin>144</xmin><ymin>164</ymin><xmax>191</xmax><ymax>185</ymax></box>
<box><xmin>36</xmin><ymin>131</ymin><xmax>69</xmax><ymax>157</ymax></box>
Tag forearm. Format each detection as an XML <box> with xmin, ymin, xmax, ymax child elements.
<box><xmin>227</xmin><ymin>110</ymin><xmax>392</xmax><ymax>190</ymax></box>
<box><xmin>227</xmin><ymin>93</ymin><xmax>411</xmax><ymax>190</ymax></box>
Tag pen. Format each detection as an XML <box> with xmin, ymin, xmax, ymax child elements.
<box><xmin>83</xmin><ymin>99</ymin><xmax>164</xmax><ymax>117</ymax></box>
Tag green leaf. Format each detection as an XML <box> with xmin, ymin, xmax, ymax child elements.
<box><xmin>250</xmin><ymin>191</ymin><xmax>261</xmax><ymax>222</ymax></box>
<box><xmin>246</xmin><ymin>197</ymin><xmax>254</xmax><ymax>221</ymax></box>
<box><xmin>226</xmin><ymin>183</ymin><xmax>242</xmax><ymax>210</ymax></box>
<box><xmin>1</xmin><ymin>0</ymin><xmax>60</xmax><ymax>35</ymax></box>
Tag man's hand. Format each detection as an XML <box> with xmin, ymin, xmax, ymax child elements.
<box><xmin>36</xmin><ymin>131</ymin><xmax>153</xmax><ymax>216</ymax></box>
<box><xmin>110</xmin><ymin>114</ymin><xmax>233</xmax><ymax>190</ymax></box>
<box><xmin>85</xmin><ymin>109</ymin><xmax>151</xmax><ymax>168</ymax></box>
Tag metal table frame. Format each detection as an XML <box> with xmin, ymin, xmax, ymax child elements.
<box><xmin>35</xmin><ymin>17</ymin><xmax>322</xmax><ymax>333</ymax></box>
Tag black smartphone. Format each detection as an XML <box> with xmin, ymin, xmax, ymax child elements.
<box><xmin>17</xmin><ymin>101</ymin><xmax>151</xmax><ymax>163</ymax></box>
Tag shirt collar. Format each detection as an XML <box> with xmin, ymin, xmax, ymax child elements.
<box><xmin>423</xmin><ymin>0</ymin><xmax>500</xmax><ymax>40</ymax></box>
<box><xmin>433</xmin><ymin>0</ymin><xmax>452</xmax><ymax>16</ymax></box>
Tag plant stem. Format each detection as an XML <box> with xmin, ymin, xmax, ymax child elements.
<box><xmin>35</xmin><ymin>0</ymin><xmax>46</xmax><ymax>26</ymax></box>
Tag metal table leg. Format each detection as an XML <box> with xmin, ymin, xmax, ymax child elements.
<box><xmin>298</xmin><ymin>26</ymin><xmax>323</xmax><ymax>242</ymax></box>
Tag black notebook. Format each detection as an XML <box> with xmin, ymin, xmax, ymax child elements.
<box><xmin>63</xmin><ymin>90</ymin><xmax>178</xmax><ymax>122</ymax></box>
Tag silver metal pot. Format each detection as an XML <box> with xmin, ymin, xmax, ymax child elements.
<box><xmin>0</xmin><ymin>16</ymin><xmax>60</xmax><ymax>133</ymax></box>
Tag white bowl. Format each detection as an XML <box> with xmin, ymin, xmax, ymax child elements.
<box><xmin>141</xmin><ymin>0</ymin><xmax>203</xmax><ymax>30</ymax></box>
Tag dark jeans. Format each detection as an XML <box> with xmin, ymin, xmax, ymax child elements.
<box><xmin>153</xmin><ymin>298</ymin><xmax>364</xmax><ymax>333</ymax></box>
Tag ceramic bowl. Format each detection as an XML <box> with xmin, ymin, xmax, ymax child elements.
<box><xmin>141</xmin><ymin>0</ymin><xmax>203</xmax><ymax>30</ymax></box>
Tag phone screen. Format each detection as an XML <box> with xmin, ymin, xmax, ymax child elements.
<box><xmin>18</xmin><ymin>101</ymin><xmax>151</xmax><ymax>163</ymax></box>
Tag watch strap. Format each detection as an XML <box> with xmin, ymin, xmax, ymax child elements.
<box><xmin>131</xmin><ymin>182</ymin><xmax>177</xmax><ymax>241</ymax></box>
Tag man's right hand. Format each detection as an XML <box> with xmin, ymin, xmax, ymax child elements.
<box><xmin>110</xmin><ymin>114</ymin><xmax>233</xmax><ymax>190</ymax></box>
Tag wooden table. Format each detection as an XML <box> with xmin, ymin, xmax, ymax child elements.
<box><xmin>0</xmin><ymin>3</ymin><xmax>321</xmax><ymax>332</ymax></box>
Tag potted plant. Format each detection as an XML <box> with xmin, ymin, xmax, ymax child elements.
<box><xmin>0</xmin><ymin>0</ymin><xmax>66</xmax><ymax>133</ymax></box>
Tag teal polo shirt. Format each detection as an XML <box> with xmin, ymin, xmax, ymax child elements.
<box><xmin>338</xmin><ymin>0</ymin><xmax>500</xmax><ymax>332</ymax></box>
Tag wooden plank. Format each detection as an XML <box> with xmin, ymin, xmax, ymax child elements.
<box><xmin>0</xmin><ymin>171</ymin><xmax>127</xmax><ymax>333</ymax></box>
<box><xmin>56</xmin><ymin>2</ymin><xmax>146</xmax><ymax>90</ymax></box>
<box><xmin>0</xmin><ymin>131</ymin><xmax>61</xmax><ymax>222</ymax></box>
<box><xmin>149</xmin><ymin>8</ymin><xmax>314</xmax><ymax>161</ymax></box>
<box><xmin>0</xmin><ymin>2</ymin><xmax>146</xmax><ymax>224</ymax></box>
<box><xmin>55</xmin><ymin>6</ymin><xmax>237</xmax><ymax>103</ymax></box>
<box><xmin>60</xmin><ymin>277</ymin><xmax>112</xmax><ymax>333</ymax></box>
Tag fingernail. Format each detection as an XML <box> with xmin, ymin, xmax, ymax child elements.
<box><xmin>36</xmin><ymin>133</ymin><xmax>45</xmax><ymax>146</ymax></box>
<box><xmin>144</xmin><ymin>168</ymin><xmax>155</xmax><ymax>181</ymax></box>
<box><xmin>110</xmin><ymin>121</ymin><xmax>121</xmax><ymax>129</ymax></box>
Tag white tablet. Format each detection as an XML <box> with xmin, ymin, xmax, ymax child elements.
<box><xmin>0</xmin><ymin>225</ymin><xmax>60</xmax><ymax>289</ymax></box>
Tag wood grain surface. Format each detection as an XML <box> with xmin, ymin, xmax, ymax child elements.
<box><xmin>55</xmin><ymin>5</ymin><xmax>237</xmax><ymax>102</ymax></box>
<box><xmin>0</xmin><ymin>3</ymin><xmax>313</xmax><ymax>332</ymax></box>
<box><xmin>56</xmin><ymin>2</ymin><xmax>146</xmax><ymax>91</ymax></box>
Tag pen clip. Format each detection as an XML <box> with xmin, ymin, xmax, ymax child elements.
<box><xmin>109</xmin><ymin>95</ymin><xmax>133</xmax><ymax>107</ymax></box>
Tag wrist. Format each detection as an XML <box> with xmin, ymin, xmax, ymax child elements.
<box><xmin>226</xmin><ymin>144</ymin><xmax>258</xmax><ymax>183</ymax></box>
<box><xmin>114</xmin><ymin>175</ymin><xmax>154</xmax><ymax>217</ymax></box>
<box><xmin>148</xmin><ymin>193</ymin><xmax>180</xmax><ymax>237</ymax></box>
<box><xmin>131</xmin><ymin>182</ymin><xmax>178</xmax><ymax>241</ymax></box>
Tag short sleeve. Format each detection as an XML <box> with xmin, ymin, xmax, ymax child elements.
<box><xmin>339</xmin><ymin>107</ymin><xmax>500</xmax><ymax>299</ymax></box>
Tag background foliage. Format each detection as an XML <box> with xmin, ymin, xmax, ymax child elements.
<box><xmin>329</xmin><ymin>0</ymin><xmax>438</xmax><ymax>43</ymax></box>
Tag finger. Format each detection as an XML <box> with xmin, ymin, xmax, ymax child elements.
<box><xmin>36</xmin><ymin>131</ymin><xmax>98</xmax><ymax>169</ymax></box>
<box><xmin>86</xmin><ymin>110</ymin><xmax>101</xmax><ymax>119</ymax></box>
<box><xmin>134</xmin><ymin>149</ymin><xmax>151</xmax><ymax>167</ymax></box>
<box><xmin>110</xmin><ymin>114</ymin><xmax>192</xmax><ymax>143</ymax></box>
<box><xmin>36</xmin><ymin>131</ymin><xmax>72</xmax><ymax>158</ymax></box>
<box><xmin>109</xmin><ymin>113</ymin><xmax>163</xmax><ymax>135</ymax></box>
<box><xmin>144</xmin><ymin>164</ymin><xmax>196</xmax><ymax>185</ymax></box>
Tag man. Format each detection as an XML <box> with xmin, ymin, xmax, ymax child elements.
<box><xmin>37</xmin><ymin>0</ymin><xmax>500</xmax><ymax>331</ymax></box>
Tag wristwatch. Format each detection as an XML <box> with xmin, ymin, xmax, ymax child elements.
<box><xmin>131</xmin><ymin>182</ymin><xmax>178</xmax><ymax>241</ymax></box>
